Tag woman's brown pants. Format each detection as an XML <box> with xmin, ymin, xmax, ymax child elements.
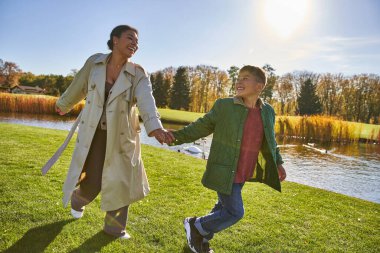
<box><xmin>71</xmin><ymin>128</ymin><xmax>129</xmax><ymax>237</ymax></box>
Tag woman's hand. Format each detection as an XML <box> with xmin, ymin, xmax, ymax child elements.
<box><xmin>149</xmin><ymin>129</ymin><xmax>175</xmax><ymax>144</ymax></box>
<box><xmin>55</xmin><ymin>105</ymin><xmax>66</xmax><ymax>116</ymax></box>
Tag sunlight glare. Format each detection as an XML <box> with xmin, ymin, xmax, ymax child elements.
<box><xmin>263</xmin><ymin>0</ymin><xmax>310</xmax><ymax>38</ymax></box>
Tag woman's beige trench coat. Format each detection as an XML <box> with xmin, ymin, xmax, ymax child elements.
<box><xmin>56</xmin><ymin>53</ymin><xmax>162</xmax><ymax>211</ymax></box>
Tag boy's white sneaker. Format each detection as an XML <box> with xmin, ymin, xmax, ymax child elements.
<box><xmin>184</xmin><ymin>217</ymin><xmax>203</xmax><ymax>253</ymax></box>
<box><xmin>70</xmin><ymin>207</ymin><xmax>84</xmax><ymax>219</ymax></box>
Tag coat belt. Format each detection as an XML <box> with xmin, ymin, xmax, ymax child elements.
<box><xmin>41</xmin><ymin>111</ymin><xmax>82</xmax><ymax>175</ymax></box>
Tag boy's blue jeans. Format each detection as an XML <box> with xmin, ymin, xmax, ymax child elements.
<box><xmin>195</xmin><ymin>183</ymin><xmax>245</xmax><ymax>240</ymax></box>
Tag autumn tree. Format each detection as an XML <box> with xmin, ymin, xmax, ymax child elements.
<box><xmin>275</xmin><ymin>73</ymin><xmax>295</xmax><ymax>115</ymax></box>
<box><xmin>261</xmin><ymin>64</ymin><xmax>276</xmax><ymax>101</ymax></box>
<box><xmin>0</xmin><ymin>60</ymin><xmax>22</xmax><ymax>88</ymax></box>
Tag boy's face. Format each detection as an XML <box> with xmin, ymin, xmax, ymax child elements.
<box><xmin>235</xmin><ymin>71</ymin><xmax>265</xmax><ymax>98</ymax></box>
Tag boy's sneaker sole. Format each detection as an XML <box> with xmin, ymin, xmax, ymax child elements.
<box><xmin>184</xmin><ymin>217</ymin><xmax>200</xmax><ymax>253</ymax></box>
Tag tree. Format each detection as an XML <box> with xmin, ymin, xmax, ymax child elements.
<box><xmin>0</xmin><ymin>60</ymin><xmax>22</xmax><ymax>88</ymax></box>
<box><xmin>19</xmin><ymin>72</ymin><xmax>37</xmax><ymax>86</ymax></box>
<box><xmin>55</xmin><ymin>75</ymin><xmax>65</xmax><ymax>95</ymax></box>
<box><xmin>365</xmin><ymin>74</ymin><xmax>380</xmax><ymax>123</ymax></box>
<box><xmin>316</xmin><ymin>73</ymin><xmax>345</xmax><ymax>117</ymax></box>
<box><xmin>261</xmin><ymin>64</ymin><xmax>276</xmax><ymax>101</ymax></box>
<box><xmin>227</xmin><ymin>66</ymin><xmax>239</xmax><ymax>96</ymax></box>
<box><xmin>297</xmin><ymin>78</ymin><xmax>322</xmax><ymax>115</ymax></box>
<box><xmin>169</xmin><ymin>67</ymin><xmax>190</xmax><ymax>110</ymax></box>
<box><xmin>275</xmin><ymin>73</ymin><xmax>295</xmax><ymax>115</ymax></box>
<box><xmin>151</xmin><ymin>71</ymin><xmax>169</xmax><ymax>108</ymax></box>
<box><xmin>0</xmin><ymin>59</ymin><xmax>4</xmax><ymax>85</ymax></box>
<box><xmin>162</xmin><ymin>76</ymin><xmax>171</xmax><ymax>107</ymax></box>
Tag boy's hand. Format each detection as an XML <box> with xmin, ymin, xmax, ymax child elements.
<box><xmin>164</xmin><ymin>130</ymin><xmax>175</xmax><ymax>144</ymax></box>
<box><xmin>277</xmin><ymin>164</ymin><xmax>286</xmax><ymax>182</ymax></box>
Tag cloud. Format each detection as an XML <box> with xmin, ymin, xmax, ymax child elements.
<box><xmin>288</xmin><ymin>36</ymin><xmax>380</xmax><ymax>64</ymax></box>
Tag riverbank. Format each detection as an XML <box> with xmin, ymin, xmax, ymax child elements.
<box><xmin>1</xmin><ymin>93</ymin><xmax>379</xmax><ymax>142</ymax></box>
<box><xmin>1</xmin><ymin>112</ymin><xmax>379</xmax><ymax>203</ymax></box>
<box><xmin>1</xmin><ymin>123</ymin><xmax>379</xmax><ymax>252</ymax></box>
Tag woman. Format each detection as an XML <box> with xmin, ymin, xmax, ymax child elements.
<box><xmin>55</xmin><ymin>25</ymin><xmax>173</xmax><ymax>239</ymax></box>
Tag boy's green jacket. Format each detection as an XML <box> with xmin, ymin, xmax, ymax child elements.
<box><xmin>172</xmin><ymin>97</ymin><xmax>284</xmax><ymax>195</ymax></box>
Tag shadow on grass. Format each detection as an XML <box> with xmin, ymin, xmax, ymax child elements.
<box><xmin>69</xmin><ymin>231</ymin><xmax>117</xmax><ymax>253</ymax></box>
<box><xmin>182</xmin><ymin>243</ymin><xmax>193</xmax><ymax>253</ymax></box>
<box><xmin>4</xmin><ymin>219</ymin><xmax>74</xmax><ymax>253</ymax></box>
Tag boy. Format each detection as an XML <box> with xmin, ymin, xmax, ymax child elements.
<box><xmin>167</xmin><ymin>66</ymin><xmax>286</xmax><ymax>253</ymax></box>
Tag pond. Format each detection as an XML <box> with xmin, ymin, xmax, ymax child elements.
<box><xmin>1</xmin><ymin>112</ymin><xmax>379</xmax><ymax>204</ymax></box>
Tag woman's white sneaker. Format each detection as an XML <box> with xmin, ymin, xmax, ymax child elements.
<box><xmin>118</xmin><ymin>232</ymin><xmax>131</xmax><ymax>240</ymax></box>
<box><xmin>71</xmin><ymin>208</ymin><xmax>84</xmax><ymax>219</ymax></box>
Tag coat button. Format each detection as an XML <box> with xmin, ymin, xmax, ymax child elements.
<box><xmin>121</xmin><ymin>132</ymin><xmax>124</xmax><ymax>135</ymax></box>
<box><xmin>237</xmin><ymin>139</ymin><xmax>241</xmax><ymax>142</ymax></box>
<box><xmin>81</xmin><ymin>120</ymin><xmax>84</xmax><ymax>124</ymax></box>
<box><xmin>87</xmin><ymin>101</ymin><xmax>91</xmax><ymax>104</ymax></box>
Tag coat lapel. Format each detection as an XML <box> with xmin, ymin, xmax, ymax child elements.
<box><xmin>107</xmin><ymin>62</ymin><xmax>136</xmax><ymax>105</ymax></box>
<box><xmin>93</xmin><ymin>65</ymin><xmax>106</xmax><ymax>105</ymax></box>
<box><xmin>92</xmin><ymin>54</ymin><xmax>109</xmax><ymax>105</ymax></box>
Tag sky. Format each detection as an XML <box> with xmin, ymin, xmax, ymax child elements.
<box><xmin>1</xmin><ymin>0</ymin><xmax>379</xmax><ymax>76</ymax></box>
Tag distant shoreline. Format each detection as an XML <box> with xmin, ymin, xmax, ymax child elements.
<box><xmin>1</xmin><ymin>93</ymin><xmax>379</xmax><ymax>143</ymax></box>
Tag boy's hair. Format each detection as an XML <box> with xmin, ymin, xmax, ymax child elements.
<box><xmin>239</xmin><ymin>65</ymin><xmax>267</xmax><ymax>86</ymax></box>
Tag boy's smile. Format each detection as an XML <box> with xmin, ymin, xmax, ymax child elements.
<box><xmin>235</xmin><ymin>71</ymin><xmax>264</xmax><ymax>98</ymax></box>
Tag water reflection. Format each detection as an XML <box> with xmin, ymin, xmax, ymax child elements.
<box><xmin>1</xmin><ymin>112</ymin><xmax>379</xmax><ymax>204</ymax></box>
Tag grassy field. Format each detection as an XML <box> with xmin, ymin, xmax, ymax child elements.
<box><xmin>0</xmin><ymin>123</ymin><xmax>379</xmax><ymax>252</ymax></box>
<box><xmin>157</xmin><ymin>108</ymin><xmax>205</xmax><ymax>124</ymax></box>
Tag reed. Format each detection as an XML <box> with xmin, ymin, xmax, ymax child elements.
<box><xmin>276</xmin><ymin>115</ymin><xmax>378</xmax><ymax>143</ymax></box>
<box><xmin>1</xmin><ymin>93</ymin><xmax>379</xmax><ymax>142</ymax></box>
<box><xmin>0</xmin><ymin>93</ymin><xmax>83</xmax><ymax>115</ymax></box>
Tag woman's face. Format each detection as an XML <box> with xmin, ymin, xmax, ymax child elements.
<box><xmin>113</xmin><ymin>30</ymin><xmax>139</xmax><ymax>58</ymax></box>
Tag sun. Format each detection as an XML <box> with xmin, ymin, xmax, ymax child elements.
<box><xmin>263</xmin><ymin>0</ymin><xmax>310</xmax><ymax>38</ymax></box>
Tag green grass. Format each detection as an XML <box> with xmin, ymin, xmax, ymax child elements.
<box><xmin>1</xmin><ymin>123</ymin><xmax>379</xmax><ymax>252</ymax></box>
<box><xmin>157</xmin><ymin>108</ymin><xmax>205</xmax><ymax>124</ymax></box>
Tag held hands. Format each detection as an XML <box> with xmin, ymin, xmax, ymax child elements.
<box><xmin>149</xmin><ymin>129</ymin><xmax>175</xmax><ymax>145</ymax></box>
<box><xmin>278</xmin><ymin>164</ymin><xmax>287</xmax><ymax>182</ymax></box>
